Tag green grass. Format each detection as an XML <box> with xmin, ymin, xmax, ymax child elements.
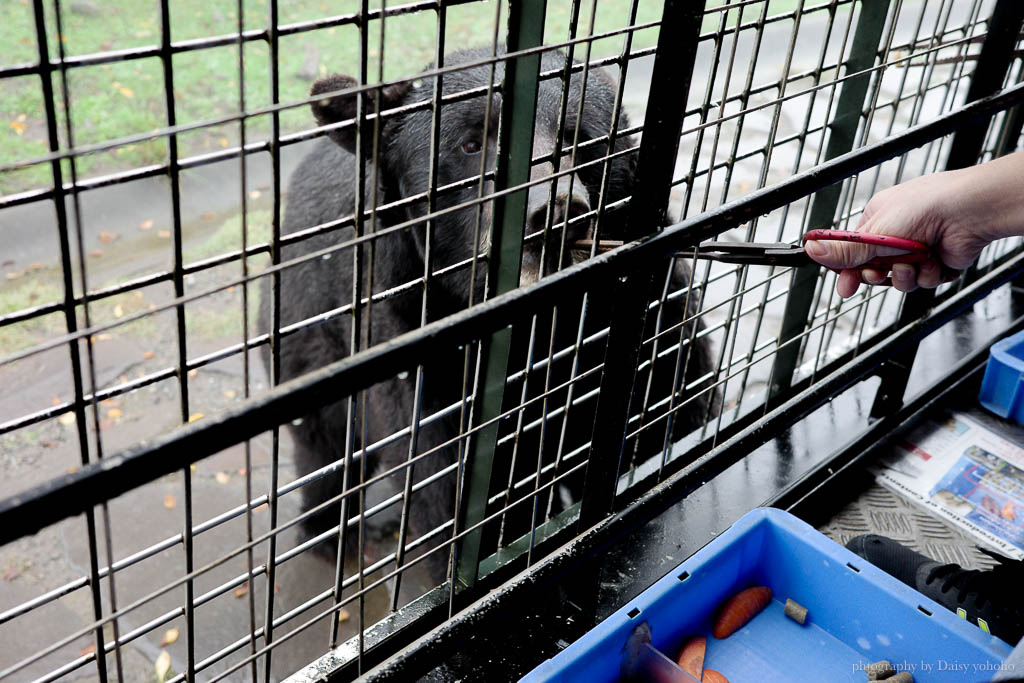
<box><xmin>0</xmin><ymin>270</ymin><xmax>65</xmax><ymax>352</ymax></box>
<box><xmin>1</xmin><ymin>0</ymin><xmax>805</xmax><ymax>195</ymax></box>
<box><xmin>0</xmin><ymin>207</ymin><xmax>272</xmax><ymax>353</ymax></box>
<box><xmin>184</xmin><ymin>208</ymin><xmax>272</xmax><ymax>264</ymax></box>
<box><xmin>0</xmin><ymin>268</ymin><xmax>163</xmax><ymax>353</ymax></box>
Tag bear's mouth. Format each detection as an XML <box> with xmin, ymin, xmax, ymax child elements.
<box><xmin>520</xmin><ymin>210</ymin><xmax>593</xmax><ymax>286</ymax></box>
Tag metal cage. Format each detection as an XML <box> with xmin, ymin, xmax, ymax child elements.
<box><xmin>1</xmin><ymin>0</ymin><xmax>1024</xmax><ymax>681</ymax></box>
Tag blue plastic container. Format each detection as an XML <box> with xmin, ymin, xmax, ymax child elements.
<box><xmin>979</xmin><ymin>328</ymin><xmax>1024</xmax><ymax>423</ymax></box>
<box><xmin>521</xmin><ymin>508</ymin><xmax>1012</xmax><ymax>682</ymax></box>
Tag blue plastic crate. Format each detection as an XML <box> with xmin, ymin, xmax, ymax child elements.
<box><xmin>521</xmin><ymin>508</ymin><xmax>1012</xmax><ymax>682</ymax></box>
<box><xmin>979</xmin><ymin>328</ymin><xmax>1024</xmax><ymax>423</ymax></box>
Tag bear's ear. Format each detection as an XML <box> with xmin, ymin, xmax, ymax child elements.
<box><xmin>310</xmin><ymin>75</ymin><xmax>411</xmax><ymax>155</ymax></box>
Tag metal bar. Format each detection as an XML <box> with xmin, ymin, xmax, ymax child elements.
<box><xmin>456</xmin><ymin>0</ymin><xmax>548</xmax><ymax>588</ymax></box>
<box><xmin>447</xmin><ymin>0</ymin><xmax>504</xmax><ymax>613</ymax></box>
<box><xmin>260</xmin><ymin>0</ymin><xmax>284</xmax><ymax>678</ymax></box>
<box><xmin>870</xmin><ymin>0</ymin><xmax>1024</xmax><ymax>419</ymax></box>
<box><xmin>767</xmin><ymin>0</ymin><xmax>892</xmax><ymax>402</ymax></box>
<box><xmin>577</xmin><ymin>0</ymin><xmax>708</xmax><ymax>532</ymax></box>
<box><xmin>232</xmin><ymin>0</ymin><xmax>258</xmax><ymax>677</ymax></box>
<box><xmin>28</xmin><ymin>1</ymin><xmax>110</xmax><ymax>680</ymax></box>
<box><xmin>4</xmin><ymin>79</ymin><xmax>1024</xmax><ymax>545</ymax></box>
<box><xmin>48</xmin><ymin>0</ymin><xmax>126</xmax><ymax>677</ymax></box>
<box><xmin>155</xmin><ymin>0</ymin><xmax>197</xmax><ymax>676</ymax></box>
<box><xmin>327</xmin><ymin>0</ymin><xmax>374</xmax><ymax>654</ymax></box>
<box><xmin>392</xmin><ymin>0</ymin><xmax>448</xmax><ymax>611</ymax></box>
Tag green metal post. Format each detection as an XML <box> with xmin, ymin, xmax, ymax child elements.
<box><xmin>767</xmin><ymin>0</ymin><xmax>891</xmax><ymax>402</ymax></box>
<box><xmin>456</xmin><ymin>0</ymin><xmax>548</xmax><ymax>588</ymax></box>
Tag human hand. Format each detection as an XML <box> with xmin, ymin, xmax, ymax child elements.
<box><xmin>804</xmin><ymin>170</ymin><xmax>993</xmax><ymax>298</ymax></box>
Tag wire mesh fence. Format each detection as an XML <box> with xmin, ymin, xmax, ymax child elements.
<box><xmin>1</xmin><ymin>0</ymin><xmax>1023</xmax><ymax>681</ymax></box>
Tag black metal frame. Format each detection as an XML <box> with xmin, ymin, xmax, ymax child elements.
<box><xmin>2</xmin><ymin>1</ymin><xmax>1023</xmax><ymax>681</ymax></box>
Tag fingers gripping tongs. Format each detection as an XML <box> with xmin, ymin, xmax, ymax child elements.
<box><xmin>692</xmin><ymin>229</ymin><xmax>931</xmax><ymax>281</ymax></box>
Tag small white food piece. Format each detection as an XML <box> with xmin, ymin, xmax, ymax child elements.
<box><xmin>783</xmin><ymin>598</ymin><xmax>808</xmax><ymax>625</ymax></box>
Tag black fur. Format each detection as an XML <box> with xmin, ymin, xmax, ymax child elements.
<box><xmin>260</xmin><ymin>48</ymin><xmax>717</xmax><ymax>582</ymax></box>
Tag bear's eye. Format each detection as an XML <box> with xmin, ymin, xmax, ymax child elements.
<box><xmin>461</xmin><ymin>139</ymin><xmax>482</xmax><ymax>155</ymax></box>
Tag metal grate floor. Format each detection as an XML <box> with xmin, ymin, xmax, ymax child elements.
<box><xmin>818</xmin><ymin>478</ymin><xmax>998</xmax><ymax>572</ymax></box>
<box><xmin>818</xmin><ymin>401</ymin><xmax>1024</xmax><ymax>572</ymax></box>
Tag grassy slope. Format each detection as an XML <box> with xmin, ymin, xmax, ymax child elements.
<box><xmin>0</xmin><ymin>0</ymin><xmax>673</xmax><ymax>194</ymax></box>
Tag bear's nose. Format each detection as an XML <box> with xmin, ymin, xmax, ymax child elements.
<box><xmin>526</xmin><ymin>180</ymin><xmax>591</xmax><ymax>241</ymax></box>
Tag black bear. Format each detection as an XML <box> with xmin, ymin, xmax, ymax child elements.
<box><xmin>260</xmin><ymin>47</ymin><xmax>717</xmax><ymax>585</ymax></box>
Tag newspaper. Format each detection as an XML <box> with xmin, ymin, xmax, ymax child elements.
<box><xmin>874</xmin><ymin>412</ymin><xmax>1024</xmax><ymax>560</ymax></box>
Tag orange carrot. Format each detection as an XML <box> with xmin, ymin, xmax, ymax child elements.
<box><xmin>675</xmin><ymin>635</ymin><xmax>706</xmax><ymax>679</ymax></box>
<box><xmin>702</xmin><ymin>669</ymin><xmax>730</xmax><ymax>683</ymax></box>
<box><xmin>712</xmin><ymin>586</ymin><xmax>772</xmax><ymax>639</ymax></box>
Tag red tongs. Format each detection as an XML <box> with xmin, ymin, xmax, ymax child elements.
<box><xmin>692</xmin><ymin>229</ymin><xmax>931</xmax><ymax>271</ymax></box>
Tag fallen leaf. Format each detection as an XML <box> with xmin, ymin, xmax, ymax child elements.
<box><xmin>79</xmin><ymin>643</ymin><xmax>96</xmax><ymax>657</ymax></box>
<box><xmin>237</xmin><ymin>467</ymin><xmax>247</xmax><ymax>475</ymax></box>
<box><xmin>187</xmin><ymin>368</ymin><xmax>198</xmax><ymax>378</ymax></box>
<box><xmin>253</xmin><ymin>503</ymin><xmax>267</xmax><ymax>513</ymax></box>
<box><xmin>163</xmin><ymin>494</ymin><xmax>176</xmax><ymax>509</ymax></box>
<box><xmin>26</xmin><ymin>262</ymin><xmax>42</xmax><ymax>271</ymax></box>
<box><xmin>67</xmin><ymin>466</ymin><xmax>78</xmax><ymax>473</ymax></box>
<box><xmin>223</xmin><ymin>389</ymin><xmax>237</xmax><ymax>399</ymax></box>
<box><xmin>143</xmin><ymin>351</ymin><xmax>155</xmax><ymax>359</ymax></box>
<box><xmin>97</xmin><ymin>333</ymin><xmax>114</xmax><ymax>341</ymax></box>
<box><xmin>113</xmin><ymin>304</ymin><xmax>124</xmax><ymax>318</ymax></box>
<box><xmin>98</xmin><ymin>230</ymin><xmax>119</xmax><ymax>243</ymax></box>
<box><xmin>274</xmin><ymin>584</ymin><xmax>281</xmax><ymax>593</ymax></box>
<box><xmin>157</xmin><ymin>230</ymin><xmax>171</xmax><ymax>239</ymax></box>
<box><xmin>154</xmin><ymin>650</ymin><xmax>171</xmax><ymax>682</ymax></box>
<box><xmin>234</xmin><ymin>581</ymin><xmax>249</xmax><ymax>598</ymax></box>
<box><xmin>107</xmin><ymin>408</ymin><xmax>123</xmax><ymax>419</ymax></box>
<box><xmin>51</xmin><ymin>395</ymin><xmax>61</xmax><ymax>406</ymax></box>
<box><xmin>188</xmin><ymin>413</ymin><xmax>203</xmax><ymax>422</ymax></box>
<box><xmin>189</xmin><ymin>464</ymin><xmax>196</xmax><ymax>471</ymax></box>
<box><xmin>88</xmin><ymin>249</ymin><xmax>103</xmax><ymax>258</ymax></box>
<box><xmin>160</xmin><ymin>628</ymin><xmax>179</xmax><ymax>646</ymax></box>
<box><xmin>219</xmin><ymin>138</ymin><xmax>229</xmax><ymax>148</ymax></box>
<box><xmin>215</xmin><ymin>471</ymin><xmax>230</xmax><ymax>485</ymax></box>
<box><xmin>5</xmin><ymin>271</ymin><xmax>22</xmax><ymax>280</ymax></box>
<box><xmin>99</xmin><ymin>419</ymin><xmax>113</xmax><ymax>430</ymax></box>
<box><xmin>201</xmin><ymin>212</ymin><xmax>214</xmax><ymax>220</ymax></box>
<box><xmin>249</xmin><ymin>190</ymin><xmax>261</xmax><ymax>200</ymax></box>
<box><xmin>139</xmin><ymin>219</ymin><xmax>154</xmax><ymax>230</ymax></box>
<box><xmin>117</xmin><ymin>86</ymin><xmax>134</xmax><ymax>99</ymax></box>
<box><xmin>100</xmin><ymin>398</ymin><xmax>120</xmax><ymax>407</ymax></box>
<box><xmin>59</xmin><ymin>412</ymin><xmax>76</xmax><ymax>426</ymax></box>
<box><xmin>9</xmin><ymin>120</ymin><xmax>27</xmax><ymax>136</ymax></box>
<box><xmin>337</xmin><ymin>608</ymin><xmax>350</xmax><ymax>623</ymax></box>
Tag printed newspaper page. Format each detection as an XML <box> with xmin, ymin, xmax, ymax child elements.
<box><xmin>874</xmin><ymin>412</ymin><xmax>1024</xmax><ymax>560</ymax></box>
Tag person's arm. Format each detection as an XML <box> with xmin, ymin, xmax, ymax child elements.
<box><xmin>804</xmin><ymin>150</ymin><xmax>1024</xmax><ymax>298</ymax></box>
